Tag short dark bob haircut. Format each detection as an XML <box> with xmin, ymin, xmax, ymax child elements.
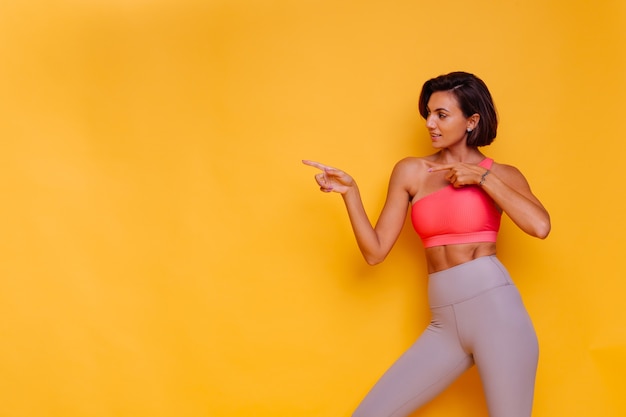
<box><xmin>418</xmin><ymin>71</ymin><xmax>498</xmax><ymax>147</ymax></box>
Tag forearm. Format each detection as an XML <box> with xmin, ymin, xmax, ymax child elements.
<box><xmin>481</xmin><ymin>173</ymin><xmax>551</xmax><ymax>238</ymax></box>
<box><xmin>341</xmin><ymin>186</ymin><xmax>387</xmax><ymax>265</ymax></box>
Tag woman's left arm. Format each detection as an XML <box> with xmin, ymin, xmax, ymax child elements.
<box><xmin>430</xmin><ymin>162</ymin><xmax>551</xmax><ymax>239</ymax></box>
<box><xmin>480</xmin><ymin>163</ymin><xmax>551</xmax><ymax>238</ymax></box>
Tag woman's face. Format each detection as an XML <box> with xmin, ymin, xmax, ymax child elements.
<box><xmin>425</xmin><ymin>91</ymin><xmax>474</xmax><ymax>149</ymax></box>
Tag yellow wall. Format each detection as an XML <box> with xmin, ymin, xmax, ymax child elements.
<box><xmin>0</xmin><ymin>1</ymin><xmax>624</xmax><ymax>416</ymax></box>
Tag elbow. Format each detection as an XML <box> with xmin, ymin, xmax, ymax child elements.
<box><xmin>363</xmin><ymin>252</ymin><xmax>386</xmax><ymax>266</ymax></box>
<box><xmin>364</xmin><ymin>256</ymin><xmax>384</xmax><ymax>266</ymax></box>
<box><xmin>360</xmin><ymin>240</ymin><xmax>391</xmax><ymax>266</ymax></box>
<box><xmin>535</xmin><ymin>228</ymin><xmax>550</xmax><ymax>240</ymax></box>
<box><xmin>534</xmin><ymin>218</ymin><xmax>551</xmax><ymax>240</ymax></box>
<box><xmin>537</xmin><ymin>225</ymin><xmax>551</xmax><ymax>239</ymax></box>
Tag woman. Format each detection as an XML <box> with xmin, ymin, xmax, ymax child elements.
<box><xmin>303</xmin><ymin>72</ymin><xmax>550</xmax><ymax>417</ymax></box>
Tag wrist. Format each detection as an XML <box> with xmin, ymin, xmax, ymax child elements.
<box><xmin>341</xmin><ymin>183</ymin><xmax>359</xmax><ymax>198</ymax></box>
<box><xmin>479</xmin><ymin>169</ymin><xmax>490</xmax><ymax>186</ymax></box>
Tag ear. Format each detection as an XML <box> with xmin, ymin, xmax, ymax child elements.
<box><xmin>466</xmin><ymin>113</ymin><xmax>480</xmax><ymax>131</ymax></box>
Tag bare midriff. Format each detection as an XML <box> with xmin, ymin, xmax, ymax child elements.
<box><xmin>425</xmin><ymin>242</ymin><xmax>497</xmax><ymax>274</ymax></box>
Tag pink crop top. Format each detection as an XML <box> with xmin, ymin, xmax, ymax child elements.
<box><xmin>411</xmin><ymin>158</ymin><xmax>501</xmax><ymax>248</ymax></box>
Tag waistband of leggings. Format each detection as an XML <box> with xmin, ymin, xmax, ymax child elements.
<box><xmin>428</xmin><ymin>255</ymin><xmax>513</xmax><ymax>307</ymax></box>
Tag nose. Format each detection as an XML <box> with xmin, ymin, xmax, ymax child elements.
<box><xmin>425</xmin><ymin>114</ymin><xmax>436</xmax><ymax>129</ymax></box>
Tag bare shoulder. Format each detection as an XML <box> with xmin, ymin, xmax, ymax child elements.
<box><xmin>390</xmin><ymin>156</ymin><xmax>433</xmax><ymax>197</ymax></box>
<box><xmin>391</xmin><ymin>156</ymin><xmax>434</xmax><ymax>183</ymax></box>
<box><xmin>491</xmin><ymin>161</ymin><xmax>531</xmax><ymax>188</ymax></box>
<box><xmin>394</xmin><ymin>155</ymin><xmax>436</xmax><ymax>174</ymax></box>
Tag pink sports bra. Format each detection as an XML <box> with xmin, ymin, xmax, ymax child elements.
<box><xmin>411</xmin><ymin>158</ymin><xmax>501</xmax><ymax>248</ymax></box>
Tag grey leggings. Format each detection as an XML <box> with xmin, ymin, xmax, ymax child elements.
<box><xmin>353</xmin><ymin>256</ymin><xmax>538</xmax><ymax>417</ymax></box>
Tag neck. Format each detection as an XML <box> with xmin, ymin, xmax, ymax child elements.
<box><xmin>436</xmin><ymin>147</ymin><xmax>483</xmax><ymax>164</ymax></box>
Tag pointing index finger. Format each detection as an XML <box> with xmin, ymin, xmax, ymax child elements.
<box><xmin>302</xmin><ymin>160</ymin><xmax>333</xmax><ymax>172</ymax></box>
<box><xmin>424</xmin><ymin>161</ymin><xmax>453</xmax><ymax>172</ymax></box>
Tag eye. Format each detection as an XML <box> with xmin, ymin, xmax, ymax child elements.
<box><xmin>438</xmin><ymin>113</ymin><xmax>447</xmax><ymax>119</ymax></box>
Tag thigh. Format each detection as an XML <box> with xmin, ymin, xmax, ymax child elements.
<box><xmin>353</xmin><ymin>307</ymin><xmax>473</xmax><ymax>417</ymax></box>
<box><xmin>462</xmin><ymin>285</ymin><xmax>539</xmax><ymax>417</ymax></box>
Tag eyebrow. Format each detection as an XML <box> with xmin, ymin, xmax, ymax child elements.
<box><xmin>427</xmin><ymin>107</ymin><xmax>451</xmax><ymax>113</ymax></box>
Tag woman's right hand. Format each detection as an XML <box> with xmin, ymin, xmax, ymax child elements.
<box><xmin>302</xmin><ymin>160</ymin><xmax>355</xmax><ymax>194</ymax></box>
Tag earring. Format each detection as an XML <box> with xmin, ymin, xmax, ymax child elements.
<box><xmin>466</xmin><ymin>128</ymin><xmax>473</xmax><ymax>133</ymax></box>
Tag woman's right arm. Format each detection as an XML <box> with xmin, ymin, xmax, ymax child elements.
<box><xmin>303</xmin><ymin>159</ymin><xmax>414</xmax><ymax>265</ymax></box>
